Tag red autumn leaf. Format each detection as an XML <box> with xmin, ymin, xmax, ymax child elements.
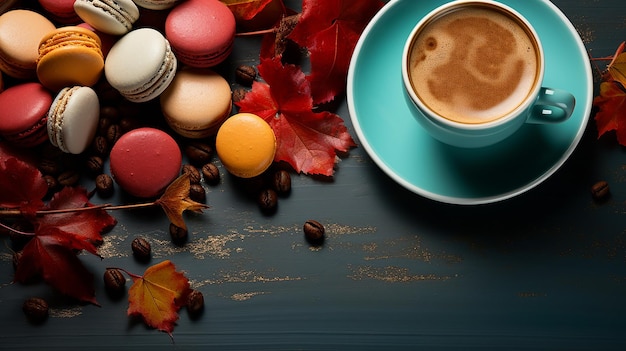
<box><xmin>14</xmin><ymin>186</ymin><xmax>117</xmax><ymax>304</ymax></box>
<box><xmin>236</xmin><ymin>57</ymin><xmax>356</xmax><ymax>176</ymax></box>
<box><xmin>593</xmin><ymin>80</ymin><xmax>626</xmax><ymax>144</ymax></box>
<box><xmin>287</xmin><ymin>0</ymin><xmax>384</xmax><ymax>104</ymax></box>
<box><xmin>127</xmin><ymin>260</ymin><xmax>191</xmax><ymax>336</ymax></box>
<box><xmin>0</xmin><ymin>156</ymin><xmax>47</xmax><ymax>215</ymax></box>
<box><xmin>222</xmin><ymin>0</ymin><xmax>277</xmax><ymax>21</ymax></box>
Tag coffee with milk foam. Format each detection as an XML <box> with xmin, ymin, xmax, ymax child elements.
<box><xmin>408</xmin><ymin>5</ymin><xmax>540</xmax><ymax>124</ymax></box>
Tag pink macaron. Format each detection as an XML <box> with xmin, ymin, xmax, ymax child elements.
<box><xmin>109</xmin><ymin>127</ymin><xmax>182</xmax><ymax>198</ymax></box>
<box><xmin>38</xmin><ymin>0</ymin><xmax>82</xmax><ymax>24</ymax></box>
<box><xmin>0</xmin><ymin>82</ymin><xmax>53</xmax><ymax>147</ymax></box>
<box><xmin>165</xmin><ymin>0</ymin><xmax>236</xmax><ymax>68</ymax></box>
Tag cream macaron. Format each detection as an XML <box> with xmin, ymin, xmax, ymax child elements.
<box><xmin>74</xmin><ymin>0</ymin><xmax>139</xmax><ymax>35</ymax></box>
<box><xmin>216</xmin><ymin>113</ymin><xmax>276</xmax><ymax>178</ymax></box>
<box><xmin>105</xmin><ymin>28</ymin><xmax>177</xmax><ymax>102</ymax></box>
<box><xmin>47</xmin><ymin>86</ymin><xmax>100</xmax><ymax>154</ymax></box>
<box><xmin>160</xmin><ymin>68</ymin><xmax>232</xmax><ymax>139</ymax></box>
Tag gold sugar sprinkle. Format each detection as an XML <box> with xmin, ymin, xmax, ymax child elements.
<box><xmin>347</xmin><ymin>265</ymin><xmax>457</xmax><ymax>283</ymax></box>
<box><xmin>50</xmin><ymin>306</ymin><xmax>82</xmax><ymax>318</ymax></box>
<box><xmin>231</xmin><ymin>291</ymin><xmax>270</xmax><ymax>301</ymax></box>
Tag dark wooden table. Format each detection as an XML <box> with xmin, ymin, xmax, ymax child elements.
<box><xmin>1</xmin><ymin>0</ymin><xmax>626</xmax><ymax>349</ymax></box>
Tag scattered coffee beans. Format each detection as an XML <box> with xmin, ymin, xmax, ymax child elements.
<box><xmin>303</xmin><ymin>219</ymin><xmax>325</xmax><ymax>245</ymax></box>
<box><xmin>91</xmin><ymin>135</ymin><xmax>109</xmax><ymax>156</ymax></box>
<box><xmin>169</xmin><ymin>223</ymin><xmax>188</xmax><ymax>246</ymax></box>
<box><xmin>189</xmin><ymin>183</ymin><xmax>206</xmax><ymax>203</ymax></box>
<box><xmin>186</xmin><ymin>289</ymin><xmax>204</xmax><ymax>318</ymax></box>
<box><xmin>57</xmin><ymin>170</ymin><xmax>80</xmax><ymax>187</ymax></box>
<box><xmin>106</xmin><ymin>124</ymin><xmax>122</xmax><ymax>145</ymax></box>
<box><xmin>591</xmin><ymin>180</ymin><xmax>610</xmax><ymax>200</ymax></box>
<box><xmin>86</xmin><ymin>155</ymin><xmax>104</xmax><ymax>175</ymax></box>
<box><xmin>22</xmin><ymin>297</ymin><xmax>49</xmax><ymax>324</ymax></box>
<box><xmin>235</xmin><ymin>64</ymin><xmax>257</xmax><ymax>86</ymax></box>
<box><xmin>182</xmin><ymin>164</ymin><xmax>201</xmax><ymax>184</ymax></box>
<box><xmin>201</xmin><ymin>163</ymin><xmax>220</xmax><ymax>185</ymax></box>
<box><xmin>95</xmin><ymin>174</ymin><xmax>114</xmax><ymax>198</ymax></box>
<box><xmin>232</xmin><ymin>87</ymin><xmax>247</xmax><ymax>103</ymax></box>
<box><xmin>272</xmin><ymin>169</ymin><xmax>291</xmax><ymax>195</ymax></box>
<box><xmin>39</xmin><ymin>158</ymin><xmax>60</xmax><ymax>175</ymax></box>
<box><xmin>131</xmin><ymin>237</ymin><xmax>151</xmax><ymax>262</ymax></box>
<box><xmin>258</xmin><ymin>188</ymin><xmax>278</xmax><ymax>214</ymax></box>
<box><xmin>184</xmin><ymin>142</ymin><xmax>213</xmax><ymax>166</ymax></box>
<box><xmin>103</xmin><ymin>268</ymin><xmax>126</xmax><ymax>298</ymax></box>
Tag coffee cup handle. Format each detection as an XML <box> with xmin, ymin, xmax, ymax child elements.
<box><xmin>526</xmin><ymin>87</ymin><xmax>576</xmax><ymax>124</ymax></box>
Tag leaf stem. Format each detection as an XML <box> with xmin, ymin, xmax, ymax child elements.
<box><xmin>235</xmin><ymin>28</ymin><xmax>277</xmax><ymax>37</ymax></box>
<box><xmin>108</xmin><ymin>267</ymin><xmax>142</xmax><ymax>280</ymax></box>
<box><xmin>0</xmin><ymin>221</ymin><xmax>34</xmax><ymax>236</ymax></box>
<box><xmin>0</xmin><ymin>202</ymin><xmax>158</xmax><ymax>218</ymax></box>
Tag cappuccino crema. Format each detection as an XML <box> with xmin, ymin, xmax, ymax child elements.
<box><xmin>407</xmin><ymin>4</ymin><xmax>540</xmax><ymax>124</ymax></box>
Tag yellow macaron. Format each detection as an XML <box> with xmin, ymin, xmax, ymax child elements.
<box><xmin>216</xmin><ymin>113</ymin><xmax>276</xmax><ymax>178</ymax></box>
<box><xmin>36</xmin><ymin>26</ymin><xmax>104</xmax><ymax>91</ymax></box>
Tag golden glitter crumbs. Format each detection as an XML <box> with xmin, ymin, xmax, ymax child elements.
<box><xmin>360</xmin><ymin>237</ymin><xmax>463</xmax><ymax>264</ymax></box>
<box><xmin>98</xmin><ymin>232</ymin><xmax>130</xmax><ymax>259</ymax></box>
<box><xmin>50</xmin><ymin>306</ymin><xmax>82</xmax><ymax>318</ymax></box>
<box><xmin>0</xmin><ymin>252</ymin><xmax>13</xmax><ymax>262</ymax></box>
<box><xmin>517</xmin><ymin>292</ymin><xmax>547</xmax><ymax>298</ymax></box>
<box><xmin>347</xmin><ymin>265</ymin><xmax>457</xmax><ymax>283</ymax></box>
<box><xmin>210</xmin><ymin>269</ymin><xmax>303</xmax><ymax>284</ymax></box>
<box><xmin>325</xmin><ymin>223</ymin><xmax>376</xmax><ymax>236</ymax></box>
<box><xmin>186</xmin><ymin>233</ymin><xmax>247</xmax><ymax>259</ymax></box>
<box><xmin>244</xmin><ymin>224</ymin><xmax>299</xmax><ymax>235</ymax></box>
<box><xmin>231</xmin><ymin>291</ymin><xmax>270</xmax><ymax>301</ymax></box>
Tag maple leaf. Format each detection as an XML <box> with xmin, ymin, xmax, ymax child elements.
<box><xmin>154</xmin><ymin>174</ymin><xmax>209</xmax><ymax>231</ymax></box>
<box><xmin>608</xmin><ymin>52</ymin><xmax>626</xmax><ymax>86</ymax></box>
<box><xmin>14</xmin><ymin>187</ymin><xmax>116</xmax><ymax>304</ymax></box>
<box><xmin>0</xmin><ymin>156</ymin><xmax>47</xmax><ymax>215</ymax></box>
<box><xmin>126</xmin><ymin>260</ymin><xmax>191</xmax><ymax>336</ymax></box>
<box><xmin>236</xmin><ymin>57</ymin><xmax>356</xmax><ymax>176</ymax></box>
<box><xmin>593</xmin><ymin>80</ymin><xmax>626</xmax><ymax>144</ymax></box>
<box><xmin>222</xmin><ymin>0</ymin><xmax>277</xmax><ymax>21</ymax></box>
<box><xmin>287</xmin><ymin>0</ymin><xmax>384</xmax><ymax>104</ymax></box>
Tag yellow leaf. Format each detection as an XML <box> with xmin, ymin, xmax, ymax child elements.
<box><xmin>155</xmin><ymin>174</ymin><xmax>209</xmax><ymax>230</ymax></box>
<box><xmin>127</xmin><ymin>260</ymin><xmax>191</xmax><ymax>336</ymax></box>
<box><xmin>608</xmin><ymin>52</ymin><xmax>626</xmax><ymax>87</ymax></box>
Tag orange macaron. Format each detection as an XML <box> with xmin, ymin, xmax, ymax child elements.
<box><xmin>0</xmin><ymin>10</ymin><xmax>56</xmax><ymax>79</ymax></box>
<box><xmin>36</xmin><ymin>26</ymin><xmax>105</xmax><ymax>92</ymax></box>
<box><xmin>216</xmin><ymin>113</ymin><xmax>276</xmax><ymax>178</ymax></box>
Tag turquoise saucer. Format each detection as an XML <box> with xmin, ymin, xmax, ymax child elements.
<box><xmin>347</xmin><ymin>0</ymin><xmax>593</xmax><ymax>205</ymax></box>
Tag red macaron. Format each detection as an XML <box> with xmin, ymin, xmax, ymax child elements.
<box><xmin>165</xmin><ymin>0</ymin><xmax>236</xmax><ymax>68</ymax></box>
<box><xmin>0</xmin><ymin>82</ymin><xmax>53</xmax><ymax>147</ymax></box>
<box><xmin>109</xmin><ymin>127</ymin><xmax>182</xmax><ymax>198</ymax></box>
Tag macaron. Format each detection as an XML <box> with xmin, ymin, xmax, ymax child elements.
<box><xmin>0</xmin><ymin>82</ymin><xmax>53</xmax><ymax>147</ymax></box>
<box><xmin>78</xmin><ymin>22</ymin><xmax>117</xmax><ymax>57</ymax></box>
<box><xmin>47</xmin><ymin>86</ymin><xmax>100</xmax><ymax>154</ymax></box>
<box><xmin>37</xmin><ymin>26</ymin><xmax>105</xmax><ymax>92</ymax></box>
<box><xmin>74</xmin><ymin>0</ymin><xmax>139</xmax><ymax>35</ymax></box>
<box><xmin>160</xmin><ymin>68</ymin><xmax>232</xmax><ymax>139</ymax></box>
<box><xmin>105</xmin><ymin>28</ymin><xmax>177</xmax><ymax>102</ymax></box>
<box><xmin>165</xmin><ymin>0</ymin><xmax>236</xmax><ymax>67</ymax></box>
<box><xmin>133</xmin><ymin>0</ymin><xmax>180</xmax><ymax>10</ymax></box>
<box><xmin>215</xmin><ymin>113</ymin><xmax>276</xmax><ymax>178</ymax></box>
<box><xmin>38</xmin><ymin>0</ymin><xmax>82</xmax><ymax>24</ymax></box>
<box><xmin>0</xmin><ymin>10</ymin><xmax>56</xmax><ymax>79</ymax></box>
<box><xmin>109</xmin><ymin>127</ymin><xmax>182</xmax><ymax>198</ymax></box>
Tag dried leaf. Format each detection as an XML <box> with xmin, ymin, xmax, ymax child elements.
<box><xmin>154</xmin><ymin>174</ymin><xmax>209</xmax><ymax>230</ymax></box>
<box><xmin>593</xmin><ymin>80</ymin><xmax>626</xmax><ymax>144</ymax></box>
<box><xmin>127</xmin><ymin>260</ymin><xmax>191</xmax><ymax>336</ymax></box>
<box><xmin>608</xmin><ymin>52</ymin><xmax>626</xmax><ymax>86</ymax></box>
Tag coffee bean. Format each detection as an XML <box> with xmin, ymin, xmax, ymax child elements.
<box><xmin>22</xmin><ymin>297</ymin><xmax>48</xmax><ymax>324</ymax></box>
<box><xmin>91</xmin><ymin>135</ymin><xmax>109</xmax><ymax>156</ymax></box>
<box><xmin>103</xmin><ymin>268</ymin><xmax>126</xmax><ymax>298</ymax></box>
<box><xmin>106</xmin><ymin>124</ymin><xmax>122</xmax><ymax>145</ymax></box>
<box><xmin>85</xmin><ymin>155</ymin><xmax>104</xmax><ymax>175</ymax></box>
<box><xmin>169</xmin><ymin>223</ymin><xmax>188</xmax><ymax>246</ymax></box>
<box><xmin>235</xmin><ymin>64</ymin><xmax>257</xmax><ymax>86</ymax></box>
<box><xmin>119</xmin><ymin>117</ymin><xmax>141</xmax><ymax>133</ymax></box>
<box><xmin>303</xmin><ymin>219</ymin><xmax>325</xmax><ymax>245</ymax></box>
<box><xmin>95</xmin><ymin>174</ymin><xmax>114</xmax><ymax>198</ymax></box>
<box><xmin>100</xmin><ymin>106</ymin><xmax>121</xmax><ymax>122</ymax></box>
<box><xmin>186</xmin><ymin>289</ymin><xmax>204</xmax><ymax>318</ymax></box>
<box><xmin>131</xmin><ymin>237</ymin><xmax>151</xmax><ymax>262</ymax></box>
<box><xmin>258</xmin><ymin>188</ymin><xmax>278</xmax><ymax>214</ymax></box>
<box><xmin>57</xmin><ymin>170</ymin><xmax>79</xmax><ymax>187</ymax></box>
<box><xmin>39</xmin><ymin>158</ymin><xmax>60</xmax><ymax>175</ymax></box>
<box><xmin>43</xmin><ymin>175</ymin><xmax>59</xmax><ymax>195</ymax></box>
<box><xmin>184</xmin><ymin>142</ymin><xmax>213</xmax><ymax>166</ymax></box>
<box><xmin>189</xmin><ymin>183</ymin><xmax>206</xmax><ymax>203</ymax></box>
<box><xmin>272</xmin><ymin>169</ymin><xmax>291</xmax><ymax>195</ymax></box>
<box><xmin>232</xmin><ymin>88</ymin><xmax>247</xmax><ymax>103</ymax></box>
<box><xmin>201</xmin><ymin>163</ymin><xmax>220</xmax><ymax>185</ymax></box>
<box><xmin>182</xmin><ymin>164</ymin><xmax>201</xmax><ymax>184</ymax></box>
<box><xmin>591</xmin><ymin>180</ymin><xmax>610</xmax><ymax>200</ymax></box>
